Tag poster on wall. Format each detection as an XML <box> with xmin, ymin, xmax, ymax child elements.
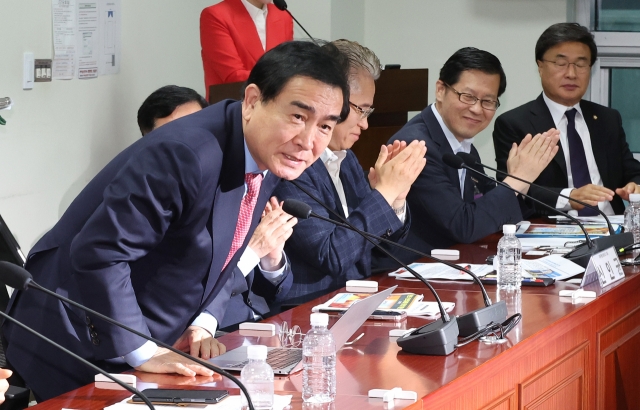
<box><xmin>52</xmin><ymin>0</ymin><xmax>76</xmax><ymax>80</ymax></box>
<box><xmin>51</xmin><ymin>0</ymin><xmax>121</xmax><ymax>80</ymax></box>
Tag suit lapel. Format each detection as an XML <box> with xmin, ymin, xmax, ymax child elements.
<box><xmin>531</xmin><ymin>94</ymin><xmax>567</xmax><ymax>180</ymax></box>
<box><xmin>423</xmin><ymin>106</ymin><xmax>463</xmax><ymax>197</ymax></box>
<box><xmin>229</xmin><ymin>0</ymin><xmax>264</xmax><ymax>64</ymax></box>
<box><xmin>265</xmin><ymin>4</ymin><xmax>283</xmax><ymax>50</ymax></box>
<box><xmin>203</xmin><ymin>104</ymin><xmax>247</xmax><ymax>303</ymax></box>
<box><xmin>581</xmin><ymin>101</ymin><xmax>609</xmax><ymax>184</ymax></box>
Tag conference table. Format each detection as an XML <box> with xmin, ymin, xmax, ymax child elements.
<box><xmin>30</xmin><ymin>236</ymin><xmax>640</xmax><ymax>410</ymax></box>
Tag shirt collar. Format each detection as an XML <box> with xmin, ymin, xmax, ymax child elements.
<box><xmin>240</xmin><ymin>0</ymin><xmax>268</xmax><ymax>20</ymax></box>
<box><xmin>542</xmin><ymin>92</ymin><xmax>583</xmax><ymax>126</ymax></box>
<box><xmin>321</xmin><ymin>148</ymin><xmax>347</xmax><ymax>172</ymax></box>
<box><xmin>431</xmin><ymin>104</ymin><xmax>474</xmax><ymax>154</ymax></box>
<box><xmin>244</xmin><ymin>138</ymin><xmax>267</xmax><ymax>176</ymax></box>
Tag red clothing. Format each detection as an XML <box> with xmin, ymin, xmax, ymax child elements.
<box><xmin>200</xmin><ymin>0</ymin><xmax>293</xmax><ymax>99</ymax></box>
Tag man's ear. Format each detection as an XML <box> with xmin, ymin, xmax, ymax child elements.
<box><xmin>536</xmin><ymin>61</ymin><xmax>544</xmax><ymax>78</ymax></box>
<box><xmin>242</xmin><ymin>84</ymin><xmax>261</xmax><ymax>121</ymax></box>
<box><xmin>434</xmin><ymin>80</ymin><xmax>446</xmax><ymax>104</ymax></box>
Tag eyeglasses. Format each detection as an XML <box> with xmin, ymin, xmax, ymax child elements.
<box><xmin>279</xmin><ymin>322</ymin><xmax>304</xmax><ymax>348</ymax></box>
<box><xmin>349</xmin><ymin>101</ymin><xmax>375</xmax><ymax>120</ymax></box>
<box><xmin>443</xmin><ymin>83</ymin><xmax>500</xmax><ymax>111</ymax></box>
<box><xmin>541</xmin><ymin>58</ymin><xmax>591</xmax><ymax>73</ymax></box>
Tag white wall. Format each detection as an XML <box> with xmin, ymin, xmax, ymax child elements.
<box><xmin>0</xmin><ymin>0</ymin><xmax>212</xmax><ymax>250</ymax></box>
<box><xmin>0</xmin><ymin>0</ymin><xmax>568</xmax><ymax>252</ymax></box>
<box><xmin>362</xmin><ymin>0</ymin><xmax>567</xmax><ymax>175</ymax></box>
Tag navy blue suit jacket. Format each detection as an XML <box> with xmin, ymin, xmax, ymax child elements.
<box><xmin>273</xmin><ymin>150</ymin><xmax>410</xmax><ymax>305</ymax></box>
<box><xmin>212</xmin><ymin>262</ymin><xmax>293</xmax><ymax>330</ymax></box>
<box><xmin>3</xmin><ymin>100</ymin><xmax>279</xmax><ymax>400</ymax></box>
<box><xmin>493</xmin><ymin>94</ymin><xmax>640</xmax><ymax>215</ymax></box>
<box><xmin>389</xmin><ymin>105</ymin><xmax>526</xmax><ymax>251</ymax></box>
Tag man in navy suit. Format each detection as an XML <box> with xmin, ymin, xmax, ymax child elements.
<box><xmin>274</xmin><ymin>40</ymin><xmax>426</xmax><ymax>305</ymax></box>
<box><xmin>136</xmin><ymin>86</ymin><xmax>294</xmax><ymax>331</ymax></box>
<box><xmin>3</xmin><ymin>41</ymin><xmax>350</xmax><ymax>401</ymax></box>
<box><xmin>389</xmin><ymin>47</ymin><xmax>560</xmax><ymax>251</ymax></box>
<box><xmin>493</xmin><ymin>23</ymin><xmax>640</xmax><ymax>216</ymax></box>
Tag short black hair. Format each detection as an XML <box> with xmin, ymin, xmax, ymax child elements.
<box><xmin>535</xmin><ymin>23</ymin><xmax>597</xmax><ymax>66</ymax></box>
<box><xmin>439</xmin><ymin>47</ymin><xmax>507</xmax><ymax>97</ymax></box>
<box><xmin>137</xmin><ymin>85</ymin><xmax>208</xmax><ymax>135</ymax></box>
<box><xmin>246</xmin><ymin>41</ymin><xmax>350</xmax><ymax>121</ymax></box>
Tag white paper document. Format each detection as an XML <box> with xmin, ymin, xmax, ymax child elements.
<box><xmin>388</xmin><ymin>263</ymin><xmax>494</xmax><ymax>281</ymax></box>
<box><xmin>521</xmin><ymin>254</ymin><xmax>584</xmax><ymax>281</ymax></box>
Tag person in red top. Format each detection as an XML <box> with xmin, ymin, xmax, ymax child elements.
<box><xmin>200</xmin><ymin>0</ymin><xmax>293</xmax><ymax>100</ymax></box>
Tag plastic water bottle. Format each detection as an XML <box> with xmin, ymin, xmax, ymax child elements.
<box><xmin>624</xmin><ymin>193</ymin><xmax>640</xmax><ymax>244</ymax></box>
<box><xmin>241</xmin><ymin>345</ymin><xmax>274</xmax><ymax>410</ymax></box>
<box><xmin>302</xmin><ymin>313</ymin><xmax>336</xmax><ymax>403</ymax></box>
<box><xmin>497</xmin><ymin>224</ymin><xmax>522</xmax><ymax>290</ymax></box>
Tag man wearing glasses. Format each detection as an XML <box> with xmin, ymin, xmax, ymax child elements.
<box><xmin>274</xmin><ymin>39</ymin><xmax>426</xmax><ymax>305</ymax></box>
<box><xmin>389</xmin><ymin>47</ymin><xmax>559</xmax><ymax>251</ymax></box>
<box><xmin>494</xmin><ymin>23</ymin><xmax>640</xmax><ymax>216</ymax></box>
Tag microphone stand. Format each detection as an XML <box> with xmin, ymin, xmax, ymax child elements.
<box><xmin>286</xmin><ymin>181</ymin><xmax>460</xmax><ymax>355</ymax></box>
<box><xmin>0</xmin><ymin>311</ymin><xmax>156</xmax><ymax>410</ymax></box>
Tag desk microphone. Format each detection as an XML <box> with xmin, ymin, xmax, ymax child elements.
<box><xmin>441</xmin><ymin>153</ymin><xmax>621</xmax><ymax>268</ymax></box>
<box><xmin>282</xmin><ymin>198</ymin><xmax>507</xmax><ymax>337</ymax></box>
<box><xmin>455</xmin><ymin>152</ymin><xmax>619</xmax><ymax>235</ymax></box>
<box><xmin>281</xmin><ymin>197</ymin><xmax>458</xmax><ymax>355</ymax></box>
<box><xmin>0</xmin><ymin>261</ymin><xmax>257</xmax><ymax>410</ymax></box>
<box><xmin>282</xmin><ymin>181</ymin><xmax>461</xmax><ymax>355</ymax></box>
<box><xmin>0</xmin><ymin>309</ymin><xmax>156</xmax><ymax>410</ymax></box>
<box><xmin>273</xmin><ymin>0</ymin><xmax>317</xmax><ymax>44</ymax></box>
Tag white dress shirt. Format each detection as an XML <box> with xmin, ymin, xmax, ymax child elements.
<box><xmin>321</xmin><ymin>148</ymin><xmax>406</xmax><ymax>221</ymax></box>
<box><xmin>431</xmin><ymin>104</ymin><xmax>474</xmax><ymax>198</ymax></box>
<box><xmin>241</xmin><ymin>0</ymin><xmax>268</xmax><ymax>50</ymax></box>
<box><xmin>542</xmin><ymin>93</ymin><xmax>615</xmax><ymax>216</ymax></box>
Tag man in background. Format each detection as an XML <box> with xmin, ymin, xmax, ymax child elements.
<box><xmin>137</xmin><ymin>85</ymin><xmax>208</xmax><ymax>136</ymax></box>
<box><xmin>389</xmin><ymin>47</ymin><xmax>559</xmax><ymax>251</ymax></box>
<box><xmin>493</xmin><ymin>23</ymin><xmax>640</xmax><ymax>216</ymax></box>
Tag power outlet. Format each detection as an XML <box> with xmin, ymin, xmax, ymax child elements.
<box><xmin>35</xmin><ymin>59</ymin><xmax>53</xmax><ymax>82</ymax></box>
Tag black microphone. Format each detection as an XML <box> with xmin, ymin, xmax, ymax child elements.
<box><xmin>272</xmin><ymin>0</ymin><xmax>317</xmax><ymax>44</ymax></box>
<box><xmin>456</xmin><ymin>152</ymin><xmax>619</xmax><ymax>235</ymax></box>
<box><xmin>282</xmin><ymin>198</ymin><xmax>507</xmax><ymax>337</ymax></box>
<box><xmin>284</xmin><ymin>182</ymin><xmax>460</xmax><ymax>355</ymax></box>
<box><xmin>441</xmin><ymin>153</ymin><xmax>623</xmax><ymax>268</ymax></box>
<box><xmin>0</xmin><ymin>309</ymin><xmax>156</xmax><ymax>410</ymax></box>
<box><xmin>0</xmin><ymin>261</ymin><xmax>256</xmax><ymax>410</ymax></box>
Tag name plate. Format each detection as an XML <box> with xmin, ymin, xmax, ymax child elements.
<box><xmin>581</xmin><ymin>246</ymin><xmax>625</xmax><ymax>289</ymax></box>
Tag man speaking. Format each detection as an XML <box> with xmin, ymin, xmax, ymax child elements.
<box><xmin>3</xmin><ymin>41</ymin><xmax>349</xmax><ymax>401</ymax></box>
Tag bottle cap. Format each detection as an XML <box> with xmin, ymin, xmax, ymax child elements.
<box><xmin>247</xmin><ymin>344</ymin><xmax>268</xmax><ymax>360</ymax></box>
<box><xmin>503</xmin><ymin>224</ymin><xmax>516</xmax><ymax>234</ymax></box>
<box><xmin>630</xmin><ymin>194</ymin><xmax>640</xmax><ymax>202</ymax></box>
<box><xmin>310</xmin><ymin>312</ymin><xmax>329</xmax><ymax>327</ymax></box>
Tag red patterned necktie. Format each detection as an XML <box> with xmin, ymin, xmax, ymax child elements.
<box><xmin>223</xmin><ymin>173</ymin><xmax>263</xmax><ymax>270</ymax></box>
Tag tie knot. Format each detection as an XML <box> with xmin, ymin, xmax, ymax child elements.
<box><xmin>565</xmin><ymin>108</ymin><xmax>577</xmax><ymax>122</ymax></box>
<box><xmin>245</xmin><ymin>173</ymin><xmax>262</xmax><ymax>198</ymax></box>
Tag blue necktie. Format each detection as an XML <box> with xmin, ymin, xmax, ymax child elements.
<box><xmin>566</xmin><ymin>109</ymin><xmax>598</xmax><ymax>216</ymax></box>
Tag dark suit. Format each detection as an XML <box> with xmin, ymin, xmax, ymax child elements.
<box><xmin>273</xmin><ymin>150</ymin><xmax>410</xmax><ymax>305</ymax></box>
<box><xmin>3</xmin><ymin>100</ymin><xmax>279</xmax><ymax>401</ymax></box>
<box><xmin>389</xmin><ymin>105</ymin><xmax>526</xmax><ymax>251</ymax></box>
<box><xmin>493</xmin><ymin>94</ymin><xmax>640</xmax><ymax>214</ymax></box>
<box><xmin>212</xmin><ymin>263</ymin><xmax>293</xmax><ymax>331</ymax></box>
